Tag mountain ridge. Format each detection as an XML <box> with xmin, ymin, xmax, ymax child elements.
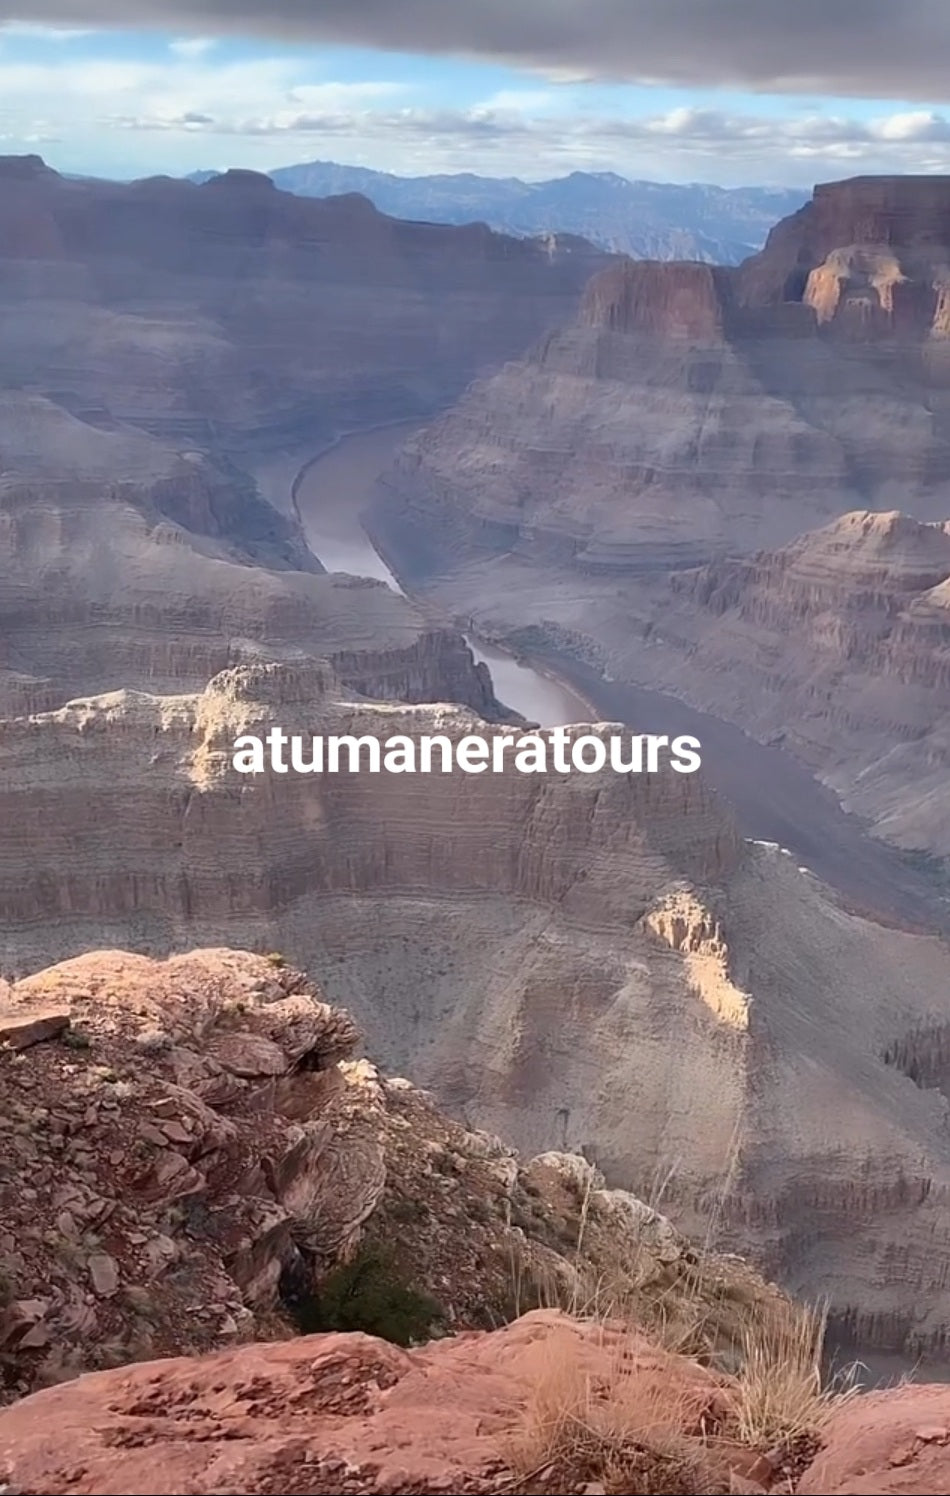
<box><xmin>185</xmin><ymin>159</ymin><xmax>806</xmax><ymax>263</ymax></box>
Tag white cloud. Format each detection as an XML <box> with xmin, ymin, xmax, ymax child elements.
<box><xmin>90</xmin><ymin>99</ymin><xmax>950</xmax><ymax>184</ymax></box>
<box><xmin>872</xmin><ymin>110</ymin><xmax>950</xmax><ymax>142</ymax></box>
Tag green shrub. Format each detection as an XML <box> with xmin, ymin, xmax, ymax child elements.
<box><xmin>289</xmin><ymin>1244</ymin><xmax>444</xmax><ymax>1347</ymax></box>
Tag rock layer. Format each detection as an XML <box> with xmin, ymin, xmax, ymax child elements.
<box><xmin>0</xmin><ymin>393</ymin><xmax>500</xmax><ymax>716</ymax></box>
<box><xmin>372</xmin><ymin>176</ymin><xmax>950</xmax><ymax>576</ymax></box>
<box><xmin>4</xmin><ymin>662</ymin><xmax>950</xmax><ymax>1354</ymax></box>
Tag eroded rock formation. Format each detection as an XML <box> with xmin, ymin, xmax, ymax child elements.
<box><xmin>3</xmin><ymin>662</ymin><xmax>950</xmax><ymax>1355</ymax></box>
<box><xmin>0</xmin><ymin>393</ymin><xmax>500</xmax><ymax>716</ymax></box>
<box><xmin>628</xmin><ymin>510</ymin><xmax>950</xmax><ymax>853</ymax></box>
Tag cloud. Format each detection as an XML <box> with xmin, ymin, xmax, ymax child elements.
<box><xmin>85</xmin><ymin>97</ymin><xmax>950</xmax><ymax>183</ymax></box>
<box><xmin>2</xmin><ymin>30</ymin><xmax>950</xmax><ymax>185</ymax></box>
<box><xmin>1</xmin><ymin>1</ymin><xmax>950</xmax><ymax>102</ymax></box>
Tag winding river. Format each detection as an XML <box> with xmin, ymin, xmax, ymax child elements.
<box><xmin>295</xmin><ymin>422</ymin><xmax>950</xmax><ymax>939</ymax></box>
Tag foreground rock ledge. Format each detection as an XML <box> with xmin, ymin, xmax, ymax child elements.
<box><xmin>1</xmin><ymin>1308</ymin><xmax>949</xmax><ymax>1495</ymax></box>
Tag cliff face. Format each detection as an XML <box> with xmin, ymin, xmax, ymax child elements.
<box><xmin>5</xmin><ymin>662</ymin><xmax>950</xmax><ymax>1355</ymax></box>
<box><xmin>739</xmin><ymin>175</ymin><xmax>950</xmax><ymax>315</ymax></box>
<box><xmin>0</xmin><ymin>155</ymin><xmax>608</xmax><ymax>460</ymax></box>
<box><xmin>368</xmin><ymin>175</ymin><xmax>950</xmax><ymax>857</ymax></box>
<box><xmin>633</xmin><ymin>510</ymin><xmax>950</xmax><ymax>853</ymax></box>
<box><xmin>578</xmin><ymin>259</ymin><xmax>734</xmax><ymax>339</ymax></box>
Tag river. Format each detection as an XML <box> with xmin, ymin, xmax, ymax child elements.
<box><xmin>292</xmin><ymin>422</ymin><xmax>591</xmax><ymax>728</ymax></box>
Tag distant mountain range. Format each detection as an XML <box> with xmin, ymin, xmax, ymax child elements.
<box><xmin>184</xmin><ymin>162</ymin><xmax>807</xmax><ymax>264</ymax></box>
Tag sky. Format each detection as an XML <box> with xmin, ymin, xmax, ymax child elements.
<box><xmin>2</xmin><ymin>3</ymin><xmax>950</xmax><ymax>186</ymax></box>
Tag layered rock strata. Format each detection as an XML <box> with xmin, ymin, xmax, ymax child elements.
<box><xmin>640</xmin><ymin>510</ymin><xmax>950</xmax><ymax>853</ymax></box>
<box><xmin>4</xmin><ymin>661</ymin><xmax>950</xmax><ymax>1354</ymax></box>
<box><xmin>0</xmin><ymin>155</ymin><xmax>607</xmax><ymax>463</ymax></box>
<box><xmin>0</xmin><ymin>396</ymin><xmax>497</xmax><ymax>717</ymax></box>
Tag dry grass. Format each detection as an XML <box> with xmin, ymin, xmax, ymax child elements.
<box><xmin>502</xmin><ymin>1333</ymin><xmax>728</xmax><ymax>1495</ymax></box>
<box><xmin>501</xmin><ymin>1151</ymin><xmax>862</xmax><ymax>1490</ymax></box>
<box><xmin>729</xmin><ymin>1296</ymin><xmax>860</xmax><ymax>1448</ymax></box>
<box><xmin>501</xmin><ymin>1248</ymin><xmax>860</xmax><ymax>1493</ymax></box>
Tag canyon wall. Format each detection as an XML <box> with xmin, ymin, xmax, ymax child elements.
<box><xmin>372</xmin><ymin>177</ymin><xmax>950</xmax><ymax>579</ymax></box>
<box><xmin>641</xmin><ymin>510</ymin><xmax>950</xmax><ymax>853</ymax></box>
<box><xmin>0</xmin><ymin>155</ymin><xmax>608</xmax><ymax>463</ymax></box>
<box><xmin>4</xmin><ymin>660</ymin><xmax>950</xmax><ymax>1355</ymax></box>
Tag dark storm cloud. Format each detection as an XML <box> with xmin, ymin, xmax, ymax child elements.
<box><xmin>5</xmin><ymin>1</ymin><xmax>950</xmax><ymax>102</ymax></box>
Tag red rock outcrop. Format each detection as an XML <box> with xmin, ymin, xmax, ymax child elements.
<box><xmin>3</xmin><ymin>1305</ymin><xmax>950</xmax><ymax>1495</ymax></box>
<box><xmin>578</xmin><ymin>259</ymin><xmax>733</xmax><ymax>340</ymax></box>
<box><xmin>799</xmin><ymin>1384</ymin><xmax>950</xmax><ymax>1494</ymax></box>
<box><xmin>1</xmin><ymin>947</ymin><xmax>733</xmax><ymax>1407</ymax></box>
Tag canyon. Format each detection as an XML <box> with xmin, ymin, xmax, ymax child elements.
<box><xmin>368</xmin><ymin>174</ymin><xmax>950</xmax><ymax>859</ymax></box>
<box><xmin>6</xmin><ymin>157</ymin><xmax>950</xmax><ymax>1377</ymax></box>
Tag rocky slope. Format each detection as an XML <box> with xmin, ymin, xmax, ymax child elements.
<box><xmin>3</xmin><ymin>948</ymin><xmax>950</xmax><ymax>1496</ymax></box>
<box><xmin>4</xmin><ymin>661</ymin><xmax>950</xmax><ymax>1356</ymax></box>
<box><xmin>610</xmin><ymin>510</ymin><xmax>950</xmax><ymax>855</ymax></box>
<box><xmin>0</xmin><ymin>405</ymin><xmax>496</xmax><ymax>717</ymax></box>
<box><xmin>0</xmin><ymin>947</ymin><xmax>725</xmax><ymax>1408</ymax></box>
